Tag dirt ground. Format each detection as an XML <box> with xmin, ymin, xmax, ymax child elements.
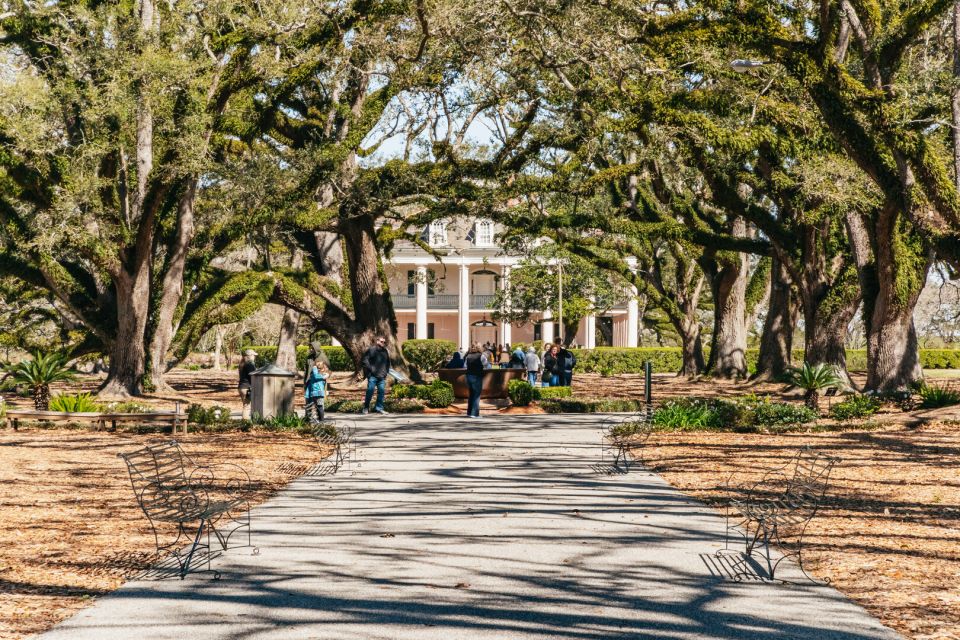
<box><xmin>3</xmin><ymin>369</ymin><xmax>960</xmax><ymax>639</ymax></box>
<box><xmin>637</xmin><ymin>425</ymin><xmax>960</xmax><ymax>640</ymax></box>
<box><xmin>0</xmin><ymin>429</ymin><xmax>330</xmax><ymax>640</ymax></box>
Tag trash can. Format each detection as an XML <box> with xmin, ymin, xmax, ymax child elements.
<box><xmin>250</xmin><ymin>363</ymin><xmax>296</xmax><ymax>419</ymax></box>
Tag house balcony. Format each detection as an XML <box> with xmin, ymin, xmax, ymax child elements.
<box><xmin>392</xmin><ymin>294</ymin><xmax>497</xmax><ymax>310</ymax></box>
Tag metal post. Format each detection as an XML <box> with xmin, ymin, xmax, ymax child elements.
<box><xmin>644</xmin><ymin>360</ymin><xmax>652</xmax><ymax>405</ymax></box>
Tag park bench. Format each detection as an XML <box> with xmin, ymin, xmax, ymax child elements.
<box><xmin>601</xmin><ymin>406</ymin><xmax>654</xmax><ymax>472</ymax></box>
<box><xmin>719</xmin><ymin>446</ymin><xmax>841</xmax><ymax>583</ymax></box>
<box><xmin>119</xmin><ymin>440</ymin><xmax>256</xmax><ymax>579</ymax></box>
<box><xmin>4</xmin><ymin>408</ymin><xmax>186</xmax><ymax>432</ymax></box>
<box><xmin>313</xmin><ymin>420</ymin><xmax>356</xmax><ymax>474</ymax></box>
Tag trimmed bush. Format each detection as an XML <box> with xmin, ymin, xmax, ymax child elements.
<box><xmin>829</xmin><ymin>395</ymin><xmax>882</xmax><ymax>421</ymax></box>
<box><xmin>401</xmin><ymin>339</ymin><xmax>457</xmax><ymax>373</ymax></box>
<box><xmin>651</xmin><ymin>398</ymin><xmax>735</xmax><ymax>430</ymax></box>
<box><xmin>388</xmin><ymin>380</ymin><xmax>455</xmax><ymax>408</ymax></box>
<box><xmin>508</xmin><ymin>380</ymin><xmax>534</xmax><ymax>406</ymax></box>
<box><xmin>533</xmin><ymin>386</ymin><xmax>572</xmax><ymax>400</ymax></box>
<box><xmin>423</xmin><ymin>380</ymin><xmax>455</xmax><ymax>408</ymax></box>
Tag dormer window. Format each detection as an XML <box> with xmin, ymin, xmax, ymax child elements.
<box><xmin>428</xmin><ymin>220</ymin><xmax>448</xmax><ymax>247</ymax></box>
<box><xmin>474</xmin><ymin>219</ymin><xmax>494</xmax><ymax>247</ymax></box>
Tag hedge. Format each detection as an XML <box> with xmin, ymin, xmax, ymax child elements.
<box><xmin>250</xmin><ymin>346</ymin><xmax>352</xmax><ymax>371</ymax></box>
<box><xmin>570</xmin><ymin>347</ymin><xmax>960</xmax><ymax>374</ymax></box>
<box><xmin>242</xmin><ymin>345</ymin><xmax>960</xmax><ymax>375</ymax></box>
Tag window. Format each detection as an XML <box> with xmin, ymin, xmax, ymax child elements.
<box><xmin>407</xmin><ymin>269</ymin><xmax>436</xmax><ymax>295</ymax></box>
<box><xmin>407</xmin><ymin>322</ymin><xmax>435</xmax><ymax>339</ymax></box>
<box><xmin>428</xmin><ymin>220</ymin><xmax>447</xmax><ymax>247</ymax></box>
<box><xmin>474</xmin><ymin>219</ymin><xmax>494</xmax><ymax>247</ymax></box>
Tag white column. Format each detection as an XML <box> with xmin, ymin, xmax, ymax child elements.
<box><xmin>501</xmin><ymin>265</ymin><xmax>512</xmax><ymax>345</ymax></box>
<box><xmin>459</xmin><ymin>263</ymin><xmax>470</xmax><ymax>349</ymax></box>
<box><xmin>542</xmin><ymin>310</ymin><xmax>554</xmax><ymax>345</ymax></box>
<box><xmin>585</xmin><ymin>314</ymin><xmax>596</xmax><ymax>349</ymax></box>
<box><xmin>626</xmin><ymin>286</ymin><xmax>640</xmax><ymax>348</ymax></box>
<box><xmin>415</xmin><ymin>264</ymin><xmax>428</xmax><ymax>340</ymax></box>
<box><xmin>331</xmin><ymin>337</ymin><xmax>341</xmax><ymax>347</ymax></box>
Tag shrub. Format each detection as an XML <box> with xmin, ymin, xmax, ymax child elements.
<box><xmin>390</xmin><ymin>384</ymin><xmax>416</xmax><ymax>399</ymax></box>
<box><xmin>508</xmin><ymin>380</ymin><xmax>534</xmax><ymax>406</ymax></box>
<box><xmin>186</xmin><ymin>403</ymin><xmax>232</xmax><ymax>425</ymax></box>
<box><xmin>533</xmin><ymin>386</ymin><xmax>572</xmax><ymax>400</ymax></box>
<box><xmin>48</xmin><ymin>392</ymin><xmax>103</xmax><ymax>413</ymax></box>
<box><xmin>918</xmin><ymin>383</ymin><xmax>960</xmax><ymax>409</ymax></box>
<box><xmin>423</xmin><ymin>380</ymin><xmax>455</xmax><ymax>408</ymax></box>
<box><xmin>608</xmin><ymin>418</ymin><xmax>651</xmax><ymax>438</ymax></box>
<box><xmin>749</xmin><ymin>400</ymin><xmax>818</xmax><ymax>427</ymax></box>
<box><xmin>104</xmin><ymin>401</ymin><xmax>152</xmax><ymax>414</ymax></box>
<box><xmin>830</xmin><ymin>395</ymin><xmax>882</xmax><ymax>421</ymax></box>
<box><xmin>251</xmin><ymin>412</ymin><xmax>312</xmax><ymax>434</ymax></box>
<box><xmin>327</xmin><ymin>399</ymin><xmax>364</xmax><ymax>413</ymax></box>
<box><xmin>385</xmin><ymin>398</ymin><xmax>427</xmax><ymax>413</ymax></box>
<box><xmin>651</xmin><ymin>398</ymin><xmax>734</xmax><ymax>430</ymax></box>
<box><xmin>401</xmin><ymin>339</ymin><xmax>457</xmax><ymax>373</ymax></box>
<box><xmin>540</xmin><ymin>398</ymin><xmax>646</xmax><ymax>413</ymax></box>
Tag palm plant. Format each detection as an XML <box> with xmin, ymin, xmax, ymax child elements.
<box><xmin>1</xmin><ymin>352</ymin><xmax>75</xmax><ymax>410</ymax></box>
<box><xmin>785</xmin><ymin>362</ymin><xmax>843</xmax><ymax>411</ymax></box>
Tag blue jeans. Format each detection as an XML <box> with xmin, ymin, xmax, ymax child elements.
<box><xmin>527</xmin><ymin>371</ymin><xmax>537</xmax><ymax>386</ymax></box>
<box><xmin>561</xmin><ymin>371</ymin><xmax>572</xmax><ymax>387</ymax></box>
<box><xmin>364</xmin><ymin>376</ymin><xmax>386</xmax><ymax>412</ymax></box>
<box><xmin>466</xmin><ymin>374</ymin><xmax>483</xmax><ymax>417</ymax></box>
<box><xmin>544</xmin><ymin>374</ymin><xmax>559</xmax><ymax>387</ymax></box>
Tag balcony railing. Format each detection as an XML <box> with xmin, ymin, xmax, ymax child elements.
<box><xmin>392</xmin><ymin>293</ymin><xmax>496</xmax><ymax>310</ymax></box>
<box><xmin>392</xmin><ymin>294</ymin><xmax>458</xmax><ymax>309</ymax></box>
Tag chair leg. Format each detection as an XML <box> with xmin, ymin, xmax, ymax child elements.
<box><xmin>180</xmin><ymin>520</ymin><xmax>206</xmax><ymax>579</ymax></box>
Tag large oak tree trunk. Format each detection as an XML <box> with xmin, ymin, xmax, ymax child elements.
<box><xmin>336</xmin><ymin>215</ymin><xmax>408</xmax><ymax>377</ymax></box>
<box><xmin>275</xmin><ymin>249</ymin><xmax>304</xmax><ymax>372</ymax></box>
<box><xmin>101</xmin><ymin>271</ymin><xmax>150</xmax><ymax>397</ymax></box>
<box><xmin>754</xmin><ymin>256</ymin><xmax>797</xmax><ymax>381</ymax></box>
<box><xmin>147</xmin><ymin>182</ymin><xmax>197</xmax><ymax>392</ymax></box>
<box><xmin>705</xmin><ymin>243</ymin><xmax>749</xmax><ymax>378</ymax></box>
<box><xmin>847</xmin><ymin>209</ymin><xmax>929</xmax><ymax>391</ymax></box>
<box><xmin>678</xmin><ymin>319</ymin><xmax>706</xmax><ymax>377</ymax></box>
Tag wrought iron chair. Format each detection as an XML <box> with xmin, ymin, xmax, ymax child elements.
<box><xmin>720</xmin><ymin>446</ymin><xmax>840</xmax><ymax>584</ymax></box>
<box><xmin>119</xmin><ymin>440</ymin><xmax>256</xmax><ymax>579</ymax></box>
<box><xmin>601</xmin><ymin>405</ymin><xmax>654</xmax><ymax>472</ymax></box>
<box><xmin>314</xmin><ymin>420</ymin><xmax>355</xmax><ymax>473</ymax></box>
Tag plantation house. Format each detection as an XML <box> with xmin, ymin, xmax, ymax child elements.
<box><xmin>382</xmin><ymin>217</ymin><xmax>641</xmax><ymax>349</ymax></box>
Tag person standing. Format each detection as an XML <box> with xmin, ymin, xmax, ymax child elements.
<box><xmin>524</xmin><ymin>346</ymin><xmax>540</xmax><ymax>385</ymax></box>
<box><xmin>304</xmin><ymin>361</ymin><xmax>329</xmax><ymax>424</ymax></box>
<box><xmin>542</xmin><ymin>344</ymin><xmax>561</xmax><ymax>387</ymax></box>
<box><xmin>464</xmin><ymin>342</ymin><xmax>490</xmax><ymax>418</ymax></box>
<box><xmin>237</xmin><ymin>349</ymin><xmax>258</xmax><ymax>419</ymax></box>
<box><xmin>361</xmin><ymin>336</ymin><xmax>391</xmax><ymax>415</ymax></box>
<box><xmin>557</xmin><ymin>339</ymin><xmax>577</xmax><ymax>387</ymax></box>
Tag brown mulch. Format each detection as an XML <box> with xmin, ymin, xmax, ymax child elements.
<box><xmin>0</xmin><ymin>429</ymin><xmax>330</xmax><ymax>640</ymax></box>
<box><xmin>635</xmin><ymin>424</ymin><xmax>960</xmax><ymax>640</ymax></box>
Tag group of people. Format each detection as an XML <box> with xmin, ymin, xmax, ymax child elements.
<box><xmin>236</xmin><ymin>333</ymin><xmax>578</xmax><ymax>423</ymax></box>
<box><xmin>447</xmin><ymin>337</ymin><xmax>577</xmax><ymax>389</ymax></box>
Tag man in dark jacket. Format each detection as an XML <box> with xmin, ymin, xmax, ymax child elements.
<box><xmin>554</xmin><ymin>337</ymin><xmax>577</xmax><ymax>387</ymax></box>
<box><xmin>361</xmin><ymin>336</ymin><xmax>391</xmax><ymax>414</ymax></box>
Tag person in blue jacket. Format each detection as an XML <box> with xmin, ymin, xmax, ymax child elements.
<box><xmin>304</xmin><ymin>360</ymin><xmax>329</xmax><ymax>424</ymax></box>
